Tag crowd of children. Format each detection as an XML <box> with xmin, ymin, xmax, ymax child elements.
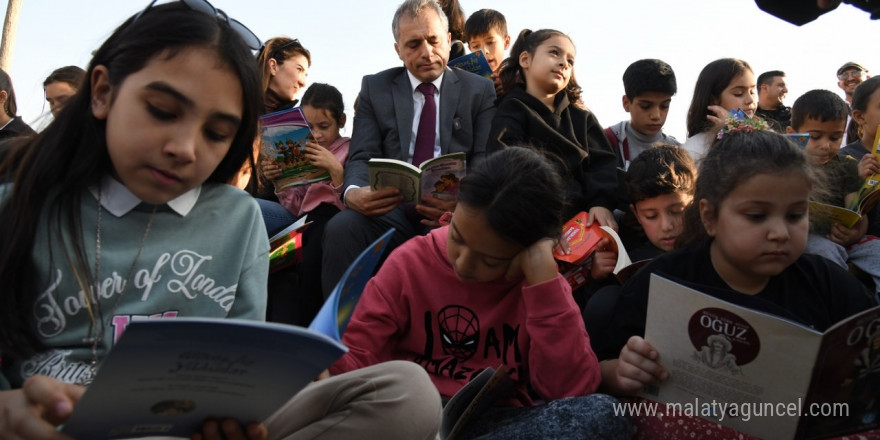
<box><xmin>1</xmin><ymin>0</ymin><xmax>879</xmax><ymax>439</ymax></box>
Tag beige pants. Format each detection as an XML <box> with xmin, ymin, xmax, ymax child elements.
<box><xmin>264</xmin><ymin>360</ymin><xmax>441</xmax><ymax>440</ymax></box>
<box><xmin>143</xmin><ymin>361</ymin><xmax>441</xmax><ymax>440</ymax></box>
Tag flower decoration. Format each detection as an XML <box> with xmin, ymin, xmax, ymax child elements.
<box><xmin>716</xmin><ymin>109</ymin><xmax>769</xmax><ymax>140</ymax></box>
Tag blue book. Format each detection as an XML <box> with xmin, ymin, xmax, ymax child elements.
<box><xmin>62</xmin><ymin>229</ymin><xmax>395</xmax><ymax>439</ymax></box>
<box><xmin>448</xmin><ymin>49</ymin><xmax>493</xmax><ymax>79</ymax></box>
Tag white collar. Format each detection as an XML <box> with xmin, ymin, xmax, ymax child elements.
<box><xmin>88</xmin><ymin>176</ymin><xmax>200</xmax><ymax>217</ymax></box>
<box><xmin>406</xmin><ymin>70</ymin><xmax>444</xmax><ymax>94</ymax></box>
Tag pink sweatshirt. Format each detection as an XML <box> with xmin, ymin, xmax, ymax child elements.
<box><xmin>330</xmin><ymin>226</ymin><xmax>601</xmax><ymax>405</ymax></box>
<box><xmin>275</xmin><ymin>137</ymin><xmax>349</xmax><ymax>217</ymax></box>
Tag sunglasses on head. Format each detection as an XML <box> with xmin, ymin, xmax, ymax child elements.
<box><xmin>134</xmin><ymin>0</ymin><xmax>262</xmax><ymax>51</ymax></box>
<box><xmin>260</xmin><ymin>39</ymin><xmax>303</xmax><ymax>61</ymax></box>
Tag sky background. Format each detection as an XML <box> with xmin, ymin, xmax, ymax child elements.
<box><xmin>0</xmin><ymin>0</ymin><xmax>877</xmax><ymax>140</ymax></box>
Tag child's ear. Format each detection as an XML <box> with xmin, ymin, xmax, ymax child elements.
<box><xmin>622</xmin><ymin>95</ymin><xmax>631</xmax><ymax>112</ymax></box>
<box><xmin>852</xmin><ymin>109</ymin><xmax>866</xmax><ymax>128</ymax></box>
<box><xmin>698</xmin><ymin>198</ymin><xmax>717</xmax><ymax>236</ymax></box>
<box><xmin>503</xmin><ymin>34</ymin><xmax>511</xmax><ymax>50</ymax></box>
<box><xmin>518</xmin><ymin>50</ymin><xmax>531</xmax><ymax>69</ymax></box>
<box><xmin>339</xmin><ymin>113</ymin><xmax>347</xmax><ymax>129</ymax></box>
<box><xmin>90</xmin><ymin>66</ymin><xmax>113</xmax><ymax>120</ymax></box>
<box><xmin>785</xmin><ymin>126</ymin><xmax>795</xmax><ymax>134</ymax></box>
<box><xmin>629</xmin><ymin>203</ymin><xmax>637</xmax><ymax>217</ymax></box>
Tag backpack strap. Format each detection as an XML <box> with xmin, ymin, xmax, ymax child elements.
<box><xmin>604</xmin><ymin>127</ymin><xmax>628</xmax><ymax>168</ymax></box>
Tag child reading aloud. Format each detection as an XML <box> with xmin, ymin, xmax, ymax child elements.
<box><xmin>331</xmin><ymin>147</ymin><xmax>631</xmax><ymax>439</ymax></box>
<box><xmin>0</xmin><ymin>2</ymin><xmax>440</xmax><ymax>439</ymax></box>
<box><xmin>595</xmin><ymin>128</ymin><xmax>877</xmax><ymax>438</ymax></box>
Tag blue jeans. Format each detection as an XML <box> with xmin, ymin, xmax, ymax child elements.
<box><xmin>257</xmin><ymin>198</ymin><xmax>298</xmax><ymax>237</ymax></box>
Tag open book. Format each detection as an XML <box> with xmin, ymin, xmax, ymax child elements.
<box><xmin>642</xmin><ymin>274</ymin><xmax>880</xmax><ymax>439</ymax></box>
<box><xmin>448</xmin><ymin>50</ymin><xmax>493</xmax><ymax>79</ymax></box>
<box><xmin>261</xmin><ymin>107</ymin><xmax>330</xmax><ymax>190</ymax></box>
<box><xmin>440</xmin><ymin>366</ymin><xmax>515</xmax><ymax>440</ymax></box>
<box><xmin>369</xmin><ymin>152</ymin><xmax>466</xmax><ymax>206</ymax></box>
<box><xmin>61</xmin><ymin>228</ymin><xmax>396</xmax><ymax>439</ymax></box>
<box><xmin>553</xmin><ymin>211</ymin><xmax>631</xmax><ymax>289</ymax></box>
<box><xmin>843</xmin><ymin>125</ymin><xmax>880</xmax><ymax>219</ymax></box>
<box><xmin>268</xmin><ymin>216</ymin><xmax>312</xmax><ymax>274</ymax></box>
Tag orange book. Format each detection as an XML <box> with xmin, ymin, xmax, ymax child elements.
<box><xmin>554</xmin><ymin>211</ymin><xmax>603</xmax><ymax>265</ymax></box>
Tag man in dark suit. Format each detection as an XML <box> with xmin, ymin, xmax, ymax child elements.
<box><xmin>321</xmin><ymin>0</ymin><xmax>496</xmax><ymax>296</ymax></box>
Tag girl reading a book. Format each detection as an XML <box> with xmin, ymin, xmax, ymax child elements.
<box><xmin>595</xmin><ymin>128</ymin><xmax>877</xmax><ymax>438</ymax></box>
<box><xmin>487</xmin><ymin>29</ymin><xmax>619</xmax><ymax>231</ymax></box>
<box><xmin>331</xmin><ymin>147</ymin><xmax>632</xmax><ymax>439</ymax></box>
<box><xmin>0</xmin><ymin>2</ymin><xmax>439</xmax><ymax>439</ymax></box>
<box><xmin>262</xmin><ymin>83</ymin><xmax>350</xmax><ymax>325</ymax></box>
<box><xmin>841</xmin><ymin>75</ymin><xmax>880</xmax><ymax>237</ymax></box>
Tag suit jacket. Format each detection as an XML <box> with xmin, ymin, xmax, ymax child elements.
<box><xmin>344</xmin><ymin>66</ymin><xmax>496</xmax><ymax>188</ymax></box>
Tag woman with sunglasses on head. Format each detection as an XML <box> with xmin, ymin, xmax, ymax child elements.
<box><xmin>0</xmin><ymin>2</ymin><xmax>440</xmax><ymax>439</ymax></box>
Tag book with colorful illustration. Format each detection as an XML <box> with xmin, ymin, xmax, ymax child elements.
<box><xmin>268</xmin><ymin>216</ymin><xmax>312</xmax><ymax>274</ymax></box>
<box><xmin>61</xmin><ymin>229</ymin><xmax>395</xmax><ymax>439</ymax></box>
<box><xmin>260</xmin><ymin>107</ymin><xmax>329</xmax><ymax>190</ymax></box>
<box><xmin>553</xmin><ymin>211</ymin><xmax>631</xmax><ymax>289</ymax></box>
<box><xmin>641</xmin><ymin>274</ymin><xmax>880</xmax><ymax>439</ymax></box>
<box><xmin>845</xmin><ymin>125</ymin><xmax>880</xmax><ymax>217</ymax></box>
<box><xmin>368</xmin><ymin>152</ymin><xmax>466</xmax><ymax>206</ymax></box>
<box><xmin>448</xmin><ymin>49</ymin><xmax>493</xmax><ymax>79</ymax></box>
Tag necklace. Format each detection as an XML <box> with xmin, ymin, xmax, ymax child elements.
<box><xmin>84</xmin><ymin>189</ymin><xmax>158</xmax><ymax>381</ymax></box>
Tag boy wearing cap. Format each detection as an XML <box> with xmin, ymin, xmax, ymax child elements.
<box><xmin>838</xmin><ymin>61</ymin><xmax>870</xmax><ymax>144</ymax></box>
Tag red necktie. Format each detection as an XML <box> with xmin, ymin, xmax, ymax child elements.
<box><xmin>413</xmin><ymin>83</ymin><xmax>436</xmax><ymax>166</ymax></box>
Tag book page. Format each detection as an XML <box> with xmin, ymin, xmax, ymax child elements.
<box><xmin>62</xmin><ymin>319</ymin><xmax>346</xmax><ymax>439</ymax></box>
<box><xmin>448</xmin><ymin>50</ymin><xmax>493</xmax><ymax>79</ymax></box>
<box><xmin>642</xmin><ymin>274</ymin><xmax>823</xmax><ymax>439</ymax></box>
<box><xmin>369</xmin><ymin>159</ymin><xmax>421</xmax><ymax>205</ymax></box>
<box><xmin>800</xmin><ymin>305</ymin><xmax>880</xmax><ymax>439</ymax></box>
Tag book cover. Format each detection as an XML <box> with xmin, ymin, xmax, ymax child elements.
<box><xmin>553</xmin><ymin>211</ymin><xmax>631</xmax><ymax>289</ymax></box>
<box><xmin>785</xmin><ymin>133</ymin><xmax>810</xmax><ymax>149</ymax></box>
<box><xmin>440</xmin><ymin>366</ymin><xmax>515</xmax><ymax>440</ymax></box>
<box><xmin>61</xmin><ymin>229</ymin><xmax>396</xmax><ymax>439</ymax></box>
<box><xmin>61</xmin><ymin>319</ymin><xmax>346</xmax><ymax>439</ymax></box>
<box><xmin>308</xmin><ymin>228</ymin><xmax>395</xmax><ymax>342</ymax></box>
<box><xmin>368</xmin><ymin>152</ymin><xmax>466</xmax><ymax>206</ymax></box>
<box><xmin>448</xmin><ymin>50</ymin><xmax>493</xmax><ymax>79</ymax></box>
<box><xmin>260</xmin><ymin>107</ymin><xmax>330</xmax><ymax>190</ymax></box>
<box><xmin>809</xmin><ymin>201</ymin><xmax>862</xmax><ymax>229</ymax></box>
<box><xmin>641</xmin><ymin>274</ymin><xmax>880</xmax><ymax>439</ymax></box>
<box><xmin>847</xmin><ymin>125</ymin><xmax>880</xmax><ymax>214</ymax></box>
<box><xmin>268</xmin><ymin>217</ymin><xmax>312</xmax><ymax>274</ymax></box>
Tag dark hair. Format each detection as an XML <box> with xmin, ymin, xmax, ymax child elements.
<box><xmin>0</xmin><ymin>68</ymin><xmax>20</xmax><ymax>117</ymax></box>
<box><xmin>458</xmin><ymin>147</ymin><xmax>564</xmax><ymax>247</ymax></box>
<box><xmin>626</xmin><ymin>143</ymin><xmax>696</xmax><ymax>204</ymax></box>
<box><xmin>43</xmin><ymin>65</ymin><xmax>86</xmax><ymax>89</ymax></box>
<box><xmin>623</xmin><ymin>59</ymin><xmax>677</xmax><ymax>100</ymax></box>
<box><xmin>677</xmin><ymin>130</ymin><xmax>816</xmax><ymax>247</ymax></box>
<box><xmin>464</xmin><ymin>8</ymin><xmax>508</xmax><ymax>41</ymax></box>
<box><xmin>851</xmin><ymin>76</ymin><xmax>880</xmax><ymax>112</ymax></box>
<box><xmin>301</xmin><ymin>83</ymin><xmax>345</xmax><ymax>126</ymax></box>
<box><xmin>498</xmin><ymin>29</ymin><xmax>583</xmax><ymax>107</ymax></box>
<box><xmin>686</xmin><ymin>58</ymin><xmax>753</xmax><ymax>138</ymax></box>
<box><xmin>790</xmin><ymin>89</ymin><xmax>849</xmax><ymax>131</ymax></box>
<box><xmin>257</xmin><ymin>37</ymin><xmax>311</xmax><ymax>94</ymax></box>
<box><xmin>0</xmin><ymin>2</ymin><xmax>263</xmax><ymax>358</ymax></box>
<box><xmin>756</xmin><ymin>70</ymin><xmax>785</xmax><ymax>89</ymax></box>
<box><xmin>438</xmin><ymin>0</ymin><xmax>465</xmax><ymax>42</ymax></box>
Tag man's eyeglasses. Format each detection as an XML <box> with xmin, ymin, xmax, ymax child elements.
<box><xmin>134</xmin><ymin>0</ymin><xmax>262</xmax><ymax>51</ymax></box>
<box><xmin>838</xmin><ymin>70</ymin><xmax>866</xmax><ymax>81</ymax></box>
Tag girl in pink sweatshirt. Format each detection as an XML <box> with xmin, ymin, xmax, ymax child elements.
<box><xmin>331</xmin><ymin>147</ymin><xmax>631</xmax><ymax>439</ymax></box>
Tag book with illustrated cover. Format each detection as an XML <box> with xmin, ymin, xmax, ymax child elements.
<box><xmin>369</xmin><ymin>152</ymin><xmax>466</xmax><ymax>206</ymax></box>
<box><xmin>553</xmin><ymin>211</ymin><xmax>631</xmax><ymax>289</ymax></box>
<box><xmin>260</xmin><ymin>107</ymin><xmax>329</xmax><ymax>190</ymax></box>
<box><xmin>845</xmin><ymin>126</ymin><xmax>880</xmax><ymax>216</ymax></box>
<box><xmin>61</xmin><ymin>229</ymin><xmax>396</xmax><ymax>439</ymax></box>
<box><xmin>268</xmin><ymin>216</ymin><xmax>313</xmax><ymax>274</ymax></box>
<box><xmin>448</xmin><ymin>50</ymin><xmax>493</xmax><ymax>79</ymax></box>
<box><xmin>641</xmin><ymin>274</ymin><xmax>880</xmax><ymax>439</ymax></box>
